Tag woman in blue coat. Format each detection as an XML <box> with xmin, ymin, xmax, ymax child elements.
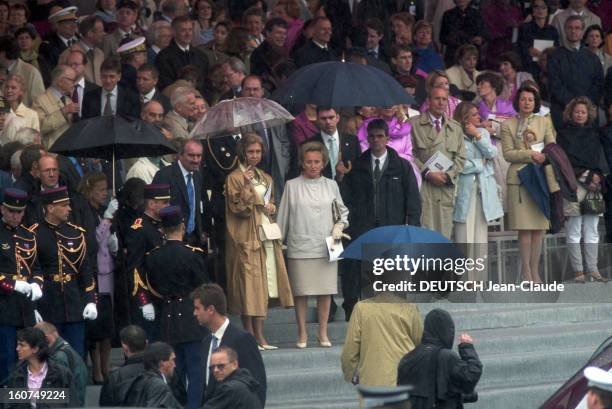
<box><xmin>452</xmin><ymin>101</ymin><xmax>503</xmax><ymax>280</ymax></box>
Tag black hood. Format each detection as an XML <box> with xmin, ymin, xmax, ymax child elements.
<box><xmin>228</xmin><ymin>368</ymin><xmax>260</xmax><ymax>392</ymax></box>
<box><xmin>422</xmin><ymin>309</ymin><xmax>455</xmax><ymax>349</ymax></box>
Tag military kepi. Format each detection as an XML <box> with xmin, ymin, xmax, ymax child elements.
<box><xmin>584</xmin><ymin>366</ymin><xmax>612</xmax><ymax>392</ymax></box>
<box><xmin>40</xmin><ymin>186</ymin><xmax>70</xmax><ymax>205</ymax></box>
<box><xmin>144</xmin><ymin>184</ymin><xmax>170</xmax><ymax>200</ymax></box>
<box><xmin>160</xmin><ymin>205</ymin><xmax>183</xmax><ymax>228</ymax></box>
<box><xmin>3</xmin><ymin>188</ymin><xmax>28</xmax><ymax>210</ymax></box>
<box><xmin>48</xmin><ymin>6</ymin><xmax>78</xmax><ymax>23</ymax></box>
<box><xmin>117</xmin><ymin>37</ymin><xmax>146</xmax><ymax>55</ymax></box>
<box><xmin>357</xmin><ymin>385</ymin><xmax>412</xmax><ymax>408</ymax></box>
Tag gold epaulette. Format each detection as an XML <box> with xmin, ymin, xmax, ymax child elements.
<box><xmin>186</xmin><ymin>245</ymin><xmax>204</xmax><ymax>253</ymax></box>
<box><xmin>67</xmin><ymin>222</ymin><xmax>86</xmax><ymax>232</ymax></box>
<box><xmin>131</xmin><ymin>218</ymin><xmax>143</xmax><ymax>230</ymax></box>
<box><xmin>26</xmin><ymin>224</ymin><xmax>39</xmax><ymax>232</ymax></box>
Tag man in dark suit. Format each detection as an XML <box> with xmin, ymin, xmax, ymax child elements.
<box><xmin>152</xmin><ymin>138</ymin><xmax>212</xmax><ymax>248</ymax></box>
<box><xmin>38</xmin><ymin>7</ymin><xmax>79</xmax><ymax>85</ymax></box>
<box><xmin>249</xmin><ymin>17</ymin><xmax>288</xmax><ymax>77</ymax></box>
<box><xmin>65</xmin><ymin>48</ymin><xmax>100</xmax><ymax>120</ymax></box>
<box><xmin>136</xmin><ymin>64</ymin><xmax>172</xmax><ymax>113</ymax></box>
<box><xmin>155</xmin><ymin>16</ymin><xmax>209</xmax><ymax>91</ymax></box>
<box><xmin>293</xmin><ymin>16</ymin><xmax>336</xmax><ymax>68</ymax></box>
<box><xmin>82</xmin><ymin>56</ymin><xmax>141</xmax><ymax>119</ymax></box>
<box><xmin>193</xmin><ymin>283</ymin><xmax>266</xmax><ymax>407</ymax></box>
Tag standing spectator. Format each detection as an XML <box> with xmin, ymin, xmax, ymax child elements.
<box><xmin>102</xmin><ymin>0</ymin><xmax>140</xmax><ymax>57</ymax></box>
<box><xmin>583</xmin><ymin>25</ymin><xmax>612</xmax><ymax>74</ymax></box>
<box><xmin>164</xmin><ymin>86</ymin><xmax>196</xmax><ymax>139</ymax></box>
<box><xmin>548</xmin><ymin>15</ymin><xmax>603</xmax><ymax>127</ymax></box>
<box><xmin>198</xmin><ymin>21</ymin><xmax>230</xmax><ymax>67</ymax></box>
<box><xmin>517</xmin><ymin>0</ymin><xmax>560</xmax><ymax>78</ymax></box>
<box><xmin>411</xmin><ymin>87</ymin><xmax>466</xmax><ymax>239</ymax></box>
<box><xmin>482</xmin><ymin>0</ymin><xmax>523</xmax><ymax>69</ymax></box>
<box><xmin>271</xmin><ymin>0</ymin><xmax>303</xmax><ymax>53</ymax></box>
<box><xmin>4</xmin><ymin>328</ymin><xmax>76</xmax><ymax>408</ymax></box>
<box><xmin>145</xmin><ymin>206</ymin><xmax>209</xmax><ymax>409</ymax></box>
<box><xmin>0</xmin><ymin>188</ymin><xmax>41</xmax><ymax>384</ymax></box>
<box><xmin>38</xmin><ymin>7</ymin><xmax>79</xmax><ymax>83</ymax></box>
<box><xmin>225</xmin><ymin>134</ymin><xmax>293</xmax><ymax>349</ymax></box>
<box><xmin>99</xmin><ymin>325</ymin><xmax>147</xmax><ymax>407</ymax></box>
<box><xmin>250</xmin><ymin>18</ymin><xmax>287</xmax><ymax>77</ymax></box>
<box><xmin>146</xmin><ymin>20</ymin><xmax>172</xmax><ymax>64</ymax></box>
<box><xmin>0</xmin><ymin>36</ymin><xmax>45</xmax><ymax>107</ymax></box>
<box><xmin>397</xmin><ymin>309</ymin><xmax>482</xmax><ymax>409</ymax></box>
<box><xmin>341</xmin><ymin>291</ymin><xmax>423</xmax><ymax>387</ymax></box>
<box><xmin>558</xmin><ymin>97</ymin><xmax>608</xmax><ymax>283</ymax></box>
<box><xmin>153</xmin><ymin>139</ymin><xmax>212</xmax><ymax>247</ymax></box>
<box><xmin>440</xmin><ymin>0</ymin><xmax>485</xmax><ymax>68</ymax></box>
<box><xmin>158</xmin><ymin>0</ymin><xmax>189</xmax><ymax>23</ymax></box>
<box><xmin>136</xmin><ymin>64</ymin><xmax>171</xmax><ymax>112</ymax></box>
<box><xmin>203</xmin><ymin>347</ymin><xmax>262</xmax><ymax>409</ymax></box>
<box><xmin>15</xmin><ymin>27</ymin><xmax>40</xmax><ymax>71</ymax></box>
<box><xmin>412</xmin><ymin>20</ymin><xmax>444</xmax><ymax>75</ymax></box>
<box><xmin>193</xmin><ymin>283</ymin><xmax>267</xmax><ymax>407</ymax></box>
<box><xmin>445</xmin><ymin>44</ymin><xmax>481</xmax><ymax>100</ymax></box>
<box><xmin>77</xmin><ymin>16</ymin><xmax>106</xmax><ymax>87</ymax></box>
<box><xmin>293</xmin><ymin>16</ymin><xmax>336</xmax><ymax>68</ymax></box>
<box><xmin>500</xmin><ymin>86</ymin><xmax>556</xmax><ymax>283</ymax></box>
<box><xmin>192</xmin><ymin>0</ymin><xmax>215</xmax><ymax>47</ymax></box>
<box><xmin>277</xmin><ymin>141</ymin><xmax>349</xmax><ymax>348</ymax></box>
<box><xmin>118</xmin><ymin>37</ymin><xmax>148</xmax><ymax>92</ymax></box>
<box><xmin>419</xmin><ymin>70</ymin><xmax>462</xmax><ymax>119</ymax></box>
<box><xmin>82</xmin><ymin>57</ymin><xmax>141</xmax><ymax>119</ymax></box>
<box><xmin>289</xmin><ymin>103</ymin><xmax>318</xmax><ymax>147</ymax></box>
<box><xmin>243</xmin><ymin>7</ymin><xmax>266</xmax><ymax>50</ymax></box>
<box><xmin>389</xmin><ymin>12</ymin><xmax>414</xmax><ymax>47</ymax></box>
<box><xmin>32</xmin><ymin>65</ymin><xmax>78</xmax><ymax>149</ymax></box>
<box><xmin>155</xmin><ymin>16</ymin><xmax>209</xmax><ymax>91</ymax></box>
<box><xmin>498</xmin><ymin>51</ymin><xmax>535</xmax><ymax>101</ymax></box>
<box><xmin>35</xmin><ymin>322</ymin><xmax>87</xmax><ymax>407</ymax></box>
<box><xmin>62</xmin><ymin>49</ymin><xmax>101</xmax><ymax>120</ymax></box>
<box><xmin>220</xmin><ymin>57</ymin><xmax>247</xmax><ymax>99</ymax></box>
<box><xmin>552</xmin><ymin>0</ymin><xmax>601</xmax><ymax>49</ymax></box>
<box><xmin>452</xmin><ymin>102</ymin><xmax>503</xmax><ymax>270</ymax></box>
<box><xmin>94</xmin><ymin>0</ymin><xmax>116</xmax><ymax>26</ymax></box>
<box><xmin>1</xmin><ymin>74</ymin><xmax>40</xmax><ymax>144</ymax></box>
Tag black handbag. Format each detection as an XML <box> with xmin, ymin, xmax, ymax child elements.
<box><xmin>580</xmin><ymin>190</ymin><xmax>604</xmax><ymax>215</ymax></box>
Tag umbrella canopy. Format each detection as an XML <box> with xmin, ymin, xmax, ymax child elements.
<box><xmin>272</xmin><ymin>61</ymin><xmax>415</xmax><ymax>108</ymax></box>
<box><xmin>518</xmin><ymin>163</ymin><xmax>550</xmax><ymax>219</ymax></box>
<box><xmin>341</xmin><ymin>225</ymin><xmax>454</xmax><ymax>261</ymax></box>
<box><xmin>49</xmin><ymin>115</ymin><xmax>177</xmax><ymax>159</ymax></box>
<box><xmin>189</xmin><ymin>97</ymin><xmax>294</xmax><ymax>138</ymax></box>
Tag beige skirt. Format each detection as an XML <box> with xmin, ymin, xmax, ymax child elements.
<box><xmin>287</xmin><ymin>258</ymin><xmax>338</xmax><ymax>296</ymax></box>
<box><xmin>507</xmin><ymin>184</ymin><xmax>550</xmax><ymax>230</ymax></box>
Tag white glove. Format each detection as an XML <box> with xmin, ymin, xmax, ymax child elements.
<box><xmin>107</xmin><ymin>232</ymin><xmax>119</xmax><ymax>254</ymax></box>
<box><xmin>104</xmin><ymin>199</ymin><xmax>119</xmax><ymax>219</ymax></box>
<box><xmin>141</xmin><ymin>303</ymin><xmax>155</xmax><ymax>321</ymax></box>
<box><xmin>34</xmin><ymin>310</ymin><xmax>43</xmax><ymax>323</ymax></box>
<box><xmin>30</xmin><ymin>283</ymin><xmax>43</xmax><ymax>301</ymax></box>
<box><xmin>82</xmin><ymin>303</ymin><xmax>98</xmax><ymax>320</ymax></box>
<box><xmin>331</xmin><ymin>223</ymin><xmax>344</xmax><ymax>240</ymax></box>
<box><xmin>14</xmin><ymin>280</ymin><xmax>32</xmax><ymax>296</ymax></box>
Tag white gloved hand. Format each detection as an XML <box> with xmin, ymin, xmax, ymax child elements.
<box><xmin>34</xmin><ymin>310</ymin><xmax>43</xmax><ymax>323</ymax></box>
<box><xmin>14</xmin><ymin>280</ymin><xmax>32</xmax><ymax>296</ymax></box>
<box><xmin>30</xmin><ymin>283</ymin><xmax>43</xmax><ymax>301</ymax></box>
<box><xmin>331</xmin><ymin>223</ymin><xmax>344</xmax><ymax>240</ymax></box>
<box><xmin>141</xmin><ymin>303</ymin><xmax>155</xmax><ymax>321</ymax></box>
<box><xmin>104</xmin><ymin>199</ymin><xmax>119</xmax><ymax>219</ymax></box>
<box><xmin>107</xmin><ymin>232</ymin><xmax>119</xmax><ymax>254</ymax></box>
<box><xmin>82</xmin><ymin>303</ymin><xmax>98</xmax><ymax>320</ymax></box>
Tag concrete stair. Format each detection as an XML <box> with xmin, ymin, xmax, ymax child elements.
<box><xmin>85</xmin><ymin>284</ymin><xmax>612</xmax><ymax>408</ymax></box>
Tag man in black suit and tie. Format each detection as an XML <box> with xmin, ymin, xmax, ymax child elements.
<box><xmin>155</xmin><ymin>16</ymin><xmax>209</xmax><ymax>91</ymax></box>
<box><xmin>152</xmin><ymin>138</ymin><xmax>212</xmax><ymax>248</ymax></box>
<box><xmin>293</xmin><ymin>16</ymin><xmax>336</xmax><ymax>68</ymax></box>
<box><xmin>192</xmin><ymin>283</ymin><xmax>266</xmax><ymax>407</ymax></box>
<box><xmin>81</xmin><ymin>56</ymin><xmax>141</xmax><ymax>119</ymax></box>
<box><xmin>65</xmin><ymin>49</ymin><xmax>100</xmax><ymax>120</ymax></box>
<box><xmin>137</xmin><ymin>64</ymin><xmax>172</xmax><ymax>113</ymax></box>
<box><xmin>39</xmin><ymin>7</ymin><xmax>80</xmax><ymax>85</ymax></box>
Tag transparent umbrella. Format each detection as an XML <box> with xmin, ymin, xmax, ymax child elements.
<box><xmin>189</xmin><ymin>97</ymin><xmax>294</xmax><ymax>138</ymax></box>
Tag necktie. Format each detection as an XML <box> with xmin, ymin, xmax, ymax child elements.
<box><xmin>186</xmin><ymin>172</ymin><xmax>195</xmax><ymax>234</ymax></box>
<box><xmin>328</xmin><ymin>136</ymin><xmax>338</xmax><ymax>179</ymax></box>
<box><xmin>72</xmin><ymin>84</ymin><xmax>79</xmax><ymax>104</ymax></box>
<box><xmin>368</xmin><ymin>49</ymin><xmax>377</xmax><ymax>58</ymax></box>
<box><xmin>211</xmin><ymin>335</ymin><xmax>219</xmax><ymax>352</ymax></box>
<box><xmin>374</xmin><ymin>158</ymin><xmax>381</xmax><ymax>183</ymax></box>
<box><xmin>140</xmin><ymin>94</ymin><xmax>146</xmax><ymax>105</ymax></box>
<box><xmin>103</xmin><ymin>92</ymin><xmax>113</xmax><ymax>116</ymax></box>
<box><xmin>434</xmin><ymin>118</ymin><xmax>441</xmax><ymax>133</ymax></box>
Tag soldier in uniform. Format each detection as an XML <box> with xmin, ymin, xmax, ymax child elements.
<box><xmin>124</xmin><ymin>183</ymin><xmax>170</xmax><ymax>340</ymax></box>
<box><xmin>0</xmin><ymin>188</ymin><xmax>42</xmax><ymax>384</ymax></box>
<box><xmin>145</xmin><ymin>205</ymin><xmax>209</xmax><ymax>409</ymax></box>
<box><xmin>34</xmin><ymin>186</ymin><xmax>97</xmax><ymax>359</ymax></box>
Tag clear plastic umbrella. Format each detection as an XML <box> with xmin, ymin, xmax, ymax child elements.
<box><xmin>189</xmin><ymin>97</ymin><xmax>294</xmax><ymax>138</ymax></box>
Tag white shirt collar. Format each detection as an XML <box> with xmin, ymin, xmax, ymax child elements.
<box><xmin>176</xmin><ymin>41</ymin><xmax>190</xmax><ymax>52</ymax></box>
<box><xmin>142</xmin><ymin>88</ymin><xmax>156</xmax><ymax>102</ymax></box>
<box><xmin>371</xmin><ymin>149</ymin><xmax>388</xmax><ymax>169</ymax></box>
<box><xmin>103</xmin><ymin>85</ymin><xmax>118</xmax><ymax>97</ymax></box>
<box><xmin>58</xmin><ymin>34</ymin><xmax>75</xmax><ymax>46</ymax></box>
<box><xmin>212</xmin><ymin>317</ymin><xmax>230</xmax><ymax>341</ymax></box>
<box><xmin>50</xmin><ymin>87</ymin><xmax>65</xmax><ymax>100</ymax></box>
<box><xmin>77</xmin><ymin>77</ymin><xmax>85</xmax><ymax>88</ymax></box>
<box><xmin>178</xmin><ymin>159</ymin><xmax>191</xmax><ymax>178</ymax></box>
<box><xmin>151</xmin><ymin>45</ymin><xmax>160</xmax><ymax>53</ymax></box>
<box><xmin>321</xmin><ymin>129</ymin><xmax>339</xmax><ymax>144</ymax></box>
<box><xmin>312</xmin><ymin>40</ymin><xmax>328</xmax><ymax>50</ymax></box>
<box><xmin>428</xmin><ymin>111</ymin><xmax>444</xmax><ymax>126</ymax></box>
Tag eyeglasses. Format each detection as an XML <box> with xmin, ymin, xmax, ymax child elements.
<box><xmin>209</xmin><ymin>363</ymin><xmax>229</xmax><ymax>371</ymax></box>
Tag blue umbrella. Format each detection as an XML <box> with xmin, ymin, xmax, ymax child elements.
<box><xmin>517</xmin><ymin>163</ymin><xmax>550</xmax><ymax>219</ymax></box>
<box><xmin>272</xmin><ymin>61</ymin><xmax>415</xmax><ymax>108</ymax></box>
<box><xmin>341</xmin><ymin>225</ymin><xmax>453</xmax><ymax>261</ymax></box>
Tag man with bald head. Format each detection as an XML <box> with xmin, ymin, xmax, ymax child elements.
<box><xmin>141</xmin><ymin>100</ymin><xmax>165</xmax><ymax>126</ymax></box>
<box><xmin>32</xmin><ymin>65</ymin><xmax>79</xmax><ymax>149</ymax></box>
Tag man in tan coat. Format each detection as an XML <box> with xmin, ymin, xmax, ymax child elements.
<box><xmin>163</xmin><ymin>86</ymin><xmax>196</xmax><ymax>139</ymax></box>
<box><xmin>410</xmin><ymin>86</ymin><xmax>466</xmax><ymax>239</ymax></box>
<box><xmin>0</xmin><ymin>37</ymin><xmax>45</xmax><ymax>107</ymax></box>
<box><xmin>32</xmin><ymin>65</ymin><xmax>79</xmax><ymax>149</ymax></box>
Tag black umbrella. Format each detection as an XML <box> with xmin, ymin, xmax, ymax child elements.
<box><xmin>50</xmin><ymin>115</ymin><xmax>177</xmax><ymax>193</ymax></box>
<box><xmin>272</xmin><ymin>61</ymin><xmax>415</xmax><ymax>108</ymax></box>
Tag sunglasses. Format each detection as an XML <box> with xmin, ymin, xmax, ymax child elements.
<box><xmin>209</xmin><ymin>363</ymin><xmax>229</xmax><ymax>371</ymax></box>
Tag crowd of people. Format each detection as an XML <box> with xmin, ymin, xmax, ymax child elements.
<box><xmin>0</xmin><ymin>0</ymin><xmax>612</xmax><ymax>407</ymax></box>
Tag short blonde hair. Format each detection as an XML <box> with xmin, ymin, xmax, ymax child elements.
<box><xmin>563</xmin><ymin>96</ymin><xmax>598</xmax><ymax>125</ymax></box>
<box><xmin>299</xmin><ymin>141</ymin><xmax>329</xmax><ymax>169</ymax></box>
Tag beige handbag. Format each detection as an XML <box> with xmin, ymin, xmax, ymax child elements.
<box><xmin>258</xmin><ymin>223</ymin><xmax>282</xmax><ymax>241</ymax></box>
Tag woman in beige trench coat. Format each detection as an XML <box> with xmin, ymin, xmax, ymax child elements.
<box><xmin>225</xmin><ymin>133</ymin><xmax>294</xmax><ymax>350</ymax></box>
